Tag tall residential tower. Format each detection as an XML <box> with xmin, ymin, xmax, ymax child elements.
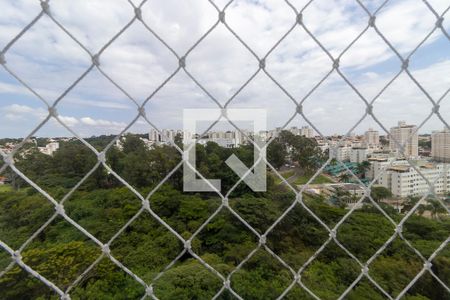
<box><xmin>389</xmin><ymin>121</ymin><xmax>418</xmax><ymax>158</ymax></box>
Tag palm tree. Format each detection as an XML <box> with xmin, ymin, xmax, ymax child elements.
<box><xmin>339</xmin><ymin>173</ymin><xmax>351</xmax><ymax>183</ymax></box>
<box><xmin>426</xmin><ymin>199</ymin><xmax>446</xmax><ymax>220</ymax></box>
<box><xmin>357</xmin><ymin>161</ymin><xmax>371</xmax><ymax>178</ymax></box>
<box><xmin>402</xmin><ymin>196</ymin><xmax>419</xmax><ymax>213</ymax></box>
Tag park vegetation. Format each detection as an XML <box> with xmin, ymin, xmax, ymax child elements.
<box><xmin>0</xmin><ymin>132</ymin><xmax>448</xmax><ymax>299</ymax></box>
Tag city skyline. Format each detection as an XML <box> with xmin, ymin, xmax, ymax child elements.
<box><xmin>0</xmin><ymin>122</ymin><xmax>448</xmax><ymax>139</ymax></box>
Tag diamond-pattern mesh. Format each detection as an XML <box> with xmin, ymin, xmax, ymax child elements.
<box><xmin>0</xmin><ymin>0</ymin><xmax>449</xmax><ymax>299</ymax></box>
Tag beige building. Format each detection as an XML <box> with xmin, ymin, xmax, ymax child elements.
<box><xmin>389</xmin><ymin>121</ymin><xmax>418</xmax><ymax>158</ymax></box>
<box><xmin>331</xmin><ymin>145</ymin><xmax>352</xmax><ymax>161</ymax></box>
<box><xmin>300</xmin><ymin>126</ymin><xmax>314</xmax><ymax>138</ymax></box>
<box><xmin>368</xmin><ymin>159</ymin><xmax>450</xmax><ymax>198</ymax></box>
<box><xmin>287</xmin><ymin>126</ymin><xmax>314</xmax><ymax>138</ymax></box>
<box><xmin>432</xmin><ymin>128</ymin><xmax>450</xmax><ymax>162</ymax></box>
<box><xmin>364</xmin><ymin>128</ymin><xmax>379</xmax><ymax>147</ymax></box>
<box><xmin>38</xmin><ymin>141</ymin><xmax>59</xmax><ymax>156</ymax></box>
<box><xmin>350</xmin><ymin>147</ymin><xmax>369</xmax><ymax>163</ymax></box>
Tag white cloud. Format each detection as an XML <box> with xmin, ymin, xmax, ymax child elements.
<box><xmin>0</xmin><ymin>0</ymin><xmax>448</xmax><ymax>137</ymax></box>
<box><xmin>58</xmin><ymin>116</ymin><xmax>79</xmax><ymax>127</ymax></box>
<box><xmin>80</xmin><ymin>117</ymin><xmax>126</xmax><ymax>128</ymax></box>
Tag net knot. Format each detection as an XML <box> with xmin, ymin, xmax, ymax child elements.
<box><xmin>184</xmin><ymin>240</ymin><xmax>192</xmax><ymax>250</ymax></box>
<box><xmin>146</xmin><ymin>286</ymin><xmax>154</xmax><ymax>296</ymax></box>
<box><xmin>135</xmin><ymin>7</ymin><xmax>142</xmax><ymax>20</ymax></box>
<box><xmin>138</xmin><ymin>106</ymin><xmax>146</xmax><ymax>117</ymax></box>
<box><xmin>0</xmin><ymin>52</ymin><xmax>6</xmax><ymax>65</ymax></box>
<box><xmin>365</xmin><ymin>104</ymin><xmax>373</xmax><ymax>115</ymax></box>
<box><xmin>3</xmin><ymin>155</ymin><xmax>14</xmax><ymax>165</ymax></box>
<box><xmin>222</xmin><ymin>197</ymin><xmax>229</xmax><ymax>207</ymax></box>
<box><xmin>55</xmin><ymin>204</ymin><xmax>65</xmax><ymax>215</ymax></box>
<box><xmin>429</xmin><ymin>186</ymin><xmax>435</xmax><ymax>196</ymax></box>
<box><xmin>92</xmin><ymin>54</ymin><xmax>100</xmax><ymax>66</ymax></box>
<box><xmin>368</xmin><ymin>16</ymin><xmax>376</xmax><ymax>27</ymax></box>
<box><xmin>333</xmin><ymin>58</ymin><xmax>340</xmax><ymax>69</ymax></box>
<box><xmin>48</xmin><ymin>107</ymin><xmax>58</xmax><ymax>117</ymax></box>
<box><xmin>401</xmin><ymin>59</ymin><xmax>409</xmax><ymax>70</ymax></box>
<box><xmin>102</xmin><ymin>244</ymin><xmax>111</xmax><ymax>256</ymax></box>
<box><xmin>219</xmin><ymin>11</ymin><xmax>225</xmax><ymax>23</ymax></box>
<box><xmin>179</xmin><ymin>56</ymin><xmax>186</xmax><ymax>68</ymax></box>
<box><xmin>12</xmin><ymin>250</ymin><xmax>22</xmax><ymax>262</ymax></box>
<box><xmin>41</xmin><ymin>1</ymin><xmax>50</xmax><ymax>14</ymax></box>
<box><xmin>223</xmin><ymin>279</ymin><xmax>231</xmax><ymax>289</ymax></box>
<box><xmin>296</xmin><ymin>104</ymin><xmax>303</xmax><ymax>114</ymax></box>
<box><xmin>61</xmin><ymin>294</ymin><xmax>71</xmax><ymax>300</ymax></box>
<box><xmin>221</xmin><ymin>108</ymin><xmax>228</xmax><ymax>118</ymax></box>
<box><xmin>432</xmin><ymin>104</ymin><xmax>440</xmax><ymax>114</ymax></box>
<box><xmin>259</xmin><ymin>234</ymin><xmax>266</xmax><ymax>245</ymax></box>
<box><xmin>395</xmin><ymin>224</ymin><xmax>403</xmax><ymax>234</ymax></box>
<box><xmin>424</xmin><ymin>261</ymin><xmax>432</xmax><ymax>270</ymax></box>
<box><xmin>361</xmin><ymin>265</ymin><xmax>369</xmax><ymax>275</ymax></box>
<box><xmin>329</xmin><ymin>229</ymin><xmax>336</xmax><ymax>239</ymax></box>
<box><xmin>259</xmin><ymin>58</ymin><xmax>266</xmax><ymax>69</ymax></box>
<box><xmin>296</xmin><ymin>13</ymin><xmax>303</xmax><ymax>25</ymax></box>
<box><xmin>435</xmin><ymin>17</ymin><xmax>444</xmax><ymax>28</ymax></box>
<box><xmin>97</xmin><ymin>151</ymin><xmax>106</xmax><ymax>163</ymax></box>
<box><xmin>142</xmin><ymin>199</ymin><xmax>150</xmax><ymax>210</ymax></box>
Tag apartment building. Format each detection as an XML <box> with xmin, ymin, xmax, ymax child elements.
<box><xmin>300</xmin><ymin>126</ymin><xmax>314</xmax><ymax>138</ymax></box>
<box><xmin>372</xmin><ymin>160</ymin><xmax>450</xmax><ymax>198</ymax></box>
<box><xmin>364</xmin><ymin>128</ymin><xmax>379</xmax><ymax>147</ymax></box>
<box><xmin>389</xmin><ymin>121</ymin><xmax>418</xmax><ymax>158</ymax></box>
<box><xmin>432</xmin><ymin>128</ymin><xmax>450</xmax><ymax>162</ymax></box>
<box><xmin>149</xmin><ymin>129</ymin><xmax>187</xmax><ymax>144</ymax></box>
<box><xmin>350</xmin><ymin>147</ymin><xmax>370</xmax><ymax>163</ymax></box>
<box><xmin>330</xmin><ymin>145</ymin><xmax>352</xmax><ymax>161</ymax></box>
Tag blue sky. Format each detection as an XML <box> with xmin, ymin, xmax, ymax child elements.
<box><xmin>0</xmin><ymin>0</ymin><xmax>449</xmax><ymax>138</ymax></box>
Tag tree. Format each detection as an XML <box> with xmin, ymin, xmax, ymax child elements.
<box><xmin>357</xmin><ymin>161</ymin><xmax>371</xmax><ymax>178</ymax></box>
<box><xmin>334</xmin><ymin>187</ymin><xmax>352</xmax><ymax>208</ymax></box>
<box><xmin>370</xmin><ymin>186</ymin><xmax>392</xmax><ymax>202</ymax></box>
<box><xmin>267</xmin><ymin>140</ymin><xmax>286</xmax><ymax>169</ymax></box>
<box><xmin>403</xmin><ymin>197</ymin><xmax>424</xmax><ymax>214</ymax></box>
<box><xmin>122</xmin><ymin>134</ymin><xmax>147</xmax><ymax>154</ymax></box>
<box><xmin>339</xmin><ymin>173</ymin><xmax>351</xmax><ymax>183</ymax></box>
<box><xmin>1</xmin><ymin>135</ymin><xmax>449</xmax><ymax>300</ymax></box>
<box><xmin>426</xmin><ymin>199</ymin><xmax>446</xmax><ymax>220</ymax></box>
<box><xmin>275</xmin><ymin>130</ymin><xmax>325</xmax><ymax>173</ymax></box>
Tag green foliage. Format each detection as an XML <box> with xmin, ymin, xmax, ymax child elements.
<box><xmin>0</xmin><ymin>134</ymin><xmax>448</xmax><ymax>299</ymax></box>
<box><xmin>277</xmin><ymin>131</ymin><xmax>325</xmax><ymax>171</ymax></box>
<box><xmin>371</xmin><ymin>186</ymin><xmax>392</xmax><ymax>202</ymax></box>
<box><xmin>0</xmin><ymin>185</ymin><xmax>448</xmax><ymax>299</ymax></box>
<box><xmin>154</xmin><ymin>257</ymin><xmax>226</xmax><ymax>300</ymax></box>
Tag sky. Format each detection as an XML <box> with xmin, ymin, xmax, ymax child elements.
<box><xmin>0</xmin><ymin>0</ymin><xmax>449</xmax><ymax>138</ymax></box>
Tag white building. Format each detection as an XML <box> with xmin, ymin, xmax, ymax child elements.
<box><xmin>331</xmin><ymin>145</ymin><xmax>352</xmax><ymax>161</ymax></box>
<box><xmin>300</xmin><ymin>126</ymin><xmax>314</xmax><ymax>138</ymax></box>
<box><xmin>38</xmin><ymin>142</ymin><xmax>59</xmax><ymax>156</ymax></box>
<box><xmin>432</xmin><ymin>128</ymin><xmax>450</xmax><ymax>162</ymax></box>
<box><xmin>149</xmin><ymin>129</ymin><xmax>182</xmax><ymax>144</ymax></box>
<box><xmin>364</xmin><ymin>128</ymin><xmax>379</xmax><ymax>147</ymax></box>
<box><xmin>350</xmin><ymin>147</ymin><xmax>369</xmax><ymax>163</ymax></box>
<box><xmin>149</xmin><ymin>129</ymin><xmax>159</xmax><ymax>142</ymax></box>
<box><xmin>372</xmin><ymin>159</ymin><xmax>450</xmax><ymax>198</ymax></box>
<box><xmin>196</xmin><ymin>130</ymin><xmax>248</xmax><ymax>148</ymax></box>
<box><xmin>389</xmin><ymin>121</ymin><xmax>418</xmax><ymax>159</ymax></box>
